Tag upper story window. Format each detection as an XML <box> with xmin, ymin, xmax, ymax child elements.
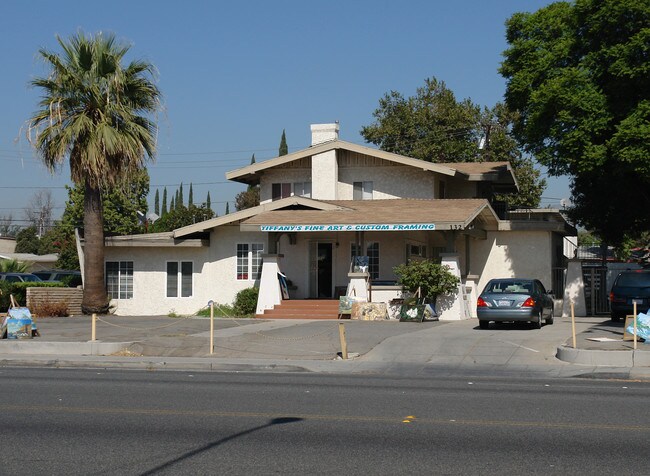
<box><xmin>272</xmin><ymin>183</ymin><xmax>292</xmax><ymax>200</ymax></box>
<box><xmin>438</xmin><ymin>180</ymin><xmax>446</xmax><ymax>199</ymax></box>
<box><xmin>353</xmin><ymin>181</ymin><xmax>373</xmax><ymax>200</ymax></box>
<box><xmin>272</xmin><ymin>182</ymin><xmax>312</xmax><ymax>200</ymax></box>
<box><xmin>293</xmin><ymin>182</ymin><xmax>312</xmax><ymax>198</ymax></box>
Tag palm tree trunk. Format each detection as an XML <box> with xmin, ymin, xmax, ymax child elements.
<box><xmin>81</xmin><ymin>180</ymin><xmax>110</xmax><ymax>314</ymax></box>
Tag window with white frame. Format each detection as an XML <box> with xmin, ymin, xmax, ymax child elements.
<box><xmin>351</xmin><ymin>242</ymin><xmax>380</xmax><ymax>279</ymax></box>
<box><xmin>106</xmin><ymin>261</ymin><xmax>133</xmax><ymax>299</ymax></box>
<box><xmin>272</xmin><ymin>183</ymin><xmax>292</xmax><ymax>201</ymax></box>
<box><xmin>166</xmin><ymin>261</ymin><xmax>193</xmax><ymax>297</ymax></box>
<box><xmin>406</xmin><ymin>243</ymin><xmax>427</xmax><ymax>261</ymax></box>
<box><xmin>353</xmin><ymin>181</ymin><xmax>373</xmax><ymax>200</ymax></box>
<box><xmin>293</xmin><ymin>182</ymin><xmax>312</xmax><ymax>198</ymax></box>
<box><xmin>237</xmin><ymin>243</ymin><xmax>264</xmax><ymax>280</ymax></box>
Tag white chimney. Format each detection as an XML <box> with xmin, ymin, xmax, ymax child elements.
<box><xmin>310</xmin><ymin>122</ymin><xmax>339</xmax><ymax>146</ymax></box>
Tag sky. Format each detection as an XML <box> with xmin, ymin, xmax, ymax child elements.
<box><xmin>0</xmin><ymin>0</ymin><xmax>571</xmax><ymax>227</ymax></box>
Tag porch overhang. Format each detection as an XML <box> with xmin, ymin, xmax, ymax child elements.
<box><xmin>239</xmin><ymin>199</ymin><xmax>500</xmax><ymax>235</ymax></box>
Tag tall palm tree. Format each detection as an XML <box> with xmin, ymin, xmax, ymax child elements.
<box><xmin>29</xmin><ymin>32</ymin><xmax>160</xmax><ymax>313</ymax></box>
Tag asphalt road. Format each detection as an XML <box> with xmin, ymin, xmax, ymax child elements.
<box><xmin>1</xmin><ymin>368</ymin><xmax>649</xmax><ymax>475</ymax></box>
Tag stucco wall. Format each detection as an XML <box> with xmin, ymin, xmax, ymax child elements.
<box><xmin>104</xmin><ymin>226</ymin><xmax>268</xmax><ymax>316</ymax></box>
<box><xmin>259</xmin><ymin>168</ymin><xmax>311</xmax><ymax>203</ymax></box>
<box><xmin>337</xmin><ymin>166</ymin><xmax>436</xmax><ymax>200</ymax></box>
<box><xmin>470</xmin><ymin>230</ymin><xmax>554</xmax><ymax>293</ymax></box>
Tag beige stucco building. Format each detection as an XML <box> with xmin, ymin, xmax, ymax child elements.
<box><xmin>104</xmin><ymin>123</ymin><xmax>575</xmax><ymax>318</ymax></box>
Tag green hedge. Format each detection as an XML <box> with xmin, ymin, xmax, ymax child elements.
<box><xmin>233</xmin><ymin>287</ymin><xmax>259</xmax><ymax>316</ymax></box>
<box><xmin>0</xmin><ymin>281</ymin><xmax>65</xmax><ymax>311</ymax></box>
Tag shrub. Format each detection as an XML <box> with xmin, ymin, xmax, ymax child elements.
<box><xmin>8</xmin><ymin>282</ymin><xmax>65</xmax><ymax>308</ymax></box>
<box><xmin>31</xmin><ymin>301</ymin><xmax>69</xmax><ymax>317</ymax></box>
<box><xmin>233</xmin><ymin>287</ymin><xmax>259</xmax><ymax>316</ymax></box>
<box><xmin>393</xmin><ymin>259</ymin><xmax>460</xmax><ymax>302</ymax></box>
<box><xmin>0</xmin><ymin>280</ymin><xmax>11</xmax><ymax>311</ymax></box>
<box><xmin>196</xmin><ymin>303</ymin><xmax>236</xmax><ymax>317</ymax></box>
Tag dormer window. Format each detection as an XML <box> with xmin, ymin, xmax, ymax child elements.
<box><xmin>353</xmin><ymin>181</ymin><xmax>373</xmax><ymax>200</ymax></box>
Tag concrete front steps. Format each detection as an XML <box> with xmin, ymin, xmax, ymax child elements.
<box><xmin>256</xmin><ymin>300</ymin><xmax>340</xmax><ymax>319</ymax></box>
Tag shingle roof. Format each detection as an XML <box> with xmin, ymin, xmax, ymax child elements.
<box><xmin>240</xmin><ymin>199</ymin><xmax>499</xmax><ymax>231</ymax></box>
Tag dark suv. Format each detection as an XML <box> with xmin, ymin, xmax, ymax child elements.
<box><xmin>609</xmin><ymin>270</ymin><xmax>650</xmax><ymax>321</ymax></box>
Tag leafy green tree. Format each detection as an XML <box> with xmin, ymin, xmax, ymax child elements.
<box><xmin>206</xmin><ymin>191</ymin><xmax>211</xmax><ymax>211</ymax></box>
<box><xmin>500</xmin><ymin>0</ymin><xmax>650</xmax><ymax>245</ymax></box>
<box><xmin>162</xmin><ymin>187</ymin><xmax>168</xmax><ymax>216</ymax></box>
<box><xmin>170</xmin><ymin>195</ymin><xmax>175</xmax><ymax>212</ymax></box>
<box><xmin>361</xmin><ymin>77</ymin><xmax>545</xmax><ymax>207</ymax></box>
<box><xmin>151</xmin><ymin>204</ymin><xmax>214</xmax><ymax>232</ymax></box>
<box><xmin>279</xmin><ymin>129</ymin><xmax>288</xmax><ymax>156</ymax></box>
<box><xmin>188</xmin><ymin>183</ymin><xmax>194</xmax><ymax>207</ymax></box>
<box><xmin>235</xmin><ymin>187</ymin><xmax>260</xmax><ymax>211</ymax></box>
<box><xmin>15</xmin><ymin>226</ymin><xmax>40</xmax><ymax>254</ymax></box>
<box><xmin>154</xmin><ymin>189</ymin><xmax>160</xmax><ymax>216</ymax></box>
<box><xmin>178</xmin><ymin>183</ymin><xmax>184</xmax><ymax>207</ymax></box>
<box><xmin>28</xmin><ymin>32</ymin><xmax>161</xmax><ymax>313</ymax></box>
<box><xmin>59</xmin><ymin>170</ymin><xmax>150</xmax><ymax>236</ymax></box>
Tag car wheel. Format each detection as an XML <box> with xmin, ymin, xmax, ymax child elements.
<box><xmin>479</xmin><ymin>320</ymin><xmax>489</xmax><ymax>329</ymax></box>
<box><xmin>534</xmin><ymin>311</ymin><xmax>543</xmax><ymax>329</ymax></box>
<box><xmin>546</xmin><ymin>310</ymin><xmax>554</xmax><ymax>325</ymax></box>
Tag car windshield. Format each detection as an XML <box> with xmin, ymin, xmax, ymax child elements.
<box><xmin>22</xmin><ymin>275</ymin><xmax>42</xmax><ymax>282</ymax></box>
<box><xmin>485</xmin><ymin>281</ymin><xmax>533</xmax><ymax>294</ymax></box>
<box><xmin>616</xmin><ymin>272</ymin><xmax>650</xmax><ymax>287</ymax></box>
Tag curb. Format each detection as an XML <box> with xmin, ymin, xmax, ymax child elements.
<box><xmin>0</xmin><ymin>341</ymin><xmax>132</xmax><ymax>356</ymax></box>
<box><xmin>556</xmin><ymin>345</ymin><xmax>650</xmax><ymax>367</ymax></box>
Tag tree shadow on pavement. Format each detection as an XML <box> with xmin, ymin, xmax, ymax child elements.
<box><xmin>139</xmin><ymin>417</ymin><xmax>303</xmax><ymax>475</ymax></box>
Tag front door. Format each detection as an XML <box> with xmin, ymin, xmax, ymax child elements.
<box><xmin>309</xmin><ymin>242</ymin><xmax>333</xmax><ymax>298</ymax></box>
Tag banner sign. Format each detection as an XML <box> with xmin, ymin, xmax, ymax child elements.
<box><xmin>259</xmin><ymin>223</ymin><xmax>436</xmax><ymax>232</ymax></box>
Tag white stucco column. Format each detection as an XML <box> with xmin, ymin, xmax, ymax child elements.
<box><xmin>464</xmin><ymin>274</ymin><xmax>479</xmax><ymax>318</ymax></box>
<box><xmin>562</xmin><ymin>259</ymin><xmax>586</xmax><ymax>317</ymax></box>
<box><xmin>256</xmin><ymin>254</ymin><xmax>283</xmax><ymax>315</ymax></box>
<box><xmin>436</xmin><ymin>253</ymin><xmax>470</xmax><ymax>321</ymax></box>
<box><xmin>347</xmin><ymin>272</ymin><xmax>369</xmax><ymax>301</ymax></box>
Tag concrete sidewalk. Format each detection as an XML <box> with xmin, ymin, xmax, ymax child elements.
<box><xmin>0</xmin><ymin>314</ymin><xmax>649</xmax><ymax>379</ymax></box>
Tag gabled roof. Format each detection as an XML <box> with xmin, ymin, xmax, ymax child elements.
<box><xmin>226</xmin><ymin>139</ymin><xmax>518</xmax><ymax>188</ymax></box>
<box><xmin>226</xmin><ymin>139</ymin><xmax>461</xmax><ymax>184</ymax></box>
<box><xmin>173</xmin><ymin>196</ymin><xmax>349</xmax><ymax>238</ymax></box>
<box><xmin>239</xmin><ymin>199</ymin><xmax>501</xmax><ymax>232</ymax></box>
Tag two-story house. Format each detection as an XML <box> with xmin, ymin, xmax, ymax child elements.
<box><xmin>103</xmin><ymin>123</ymin><xmax>575</xmax><ymax>318</ymax></box>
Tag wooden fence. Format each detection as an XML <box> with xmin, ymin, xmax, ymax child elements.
<box><xmin>27</xmin><ymin>287</ymin><xmax>84</xmax><ymax>316</ymax></box>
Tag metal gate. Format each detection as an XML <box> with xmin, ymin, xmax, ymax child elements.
<box><xmin>582</xmin><ymin>266</ymin><xmax>609</xmax><ymax>315</ymax></box>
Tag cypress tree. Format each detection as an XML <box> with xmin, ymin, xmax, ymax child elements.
<box><xmin>188</xmin><ymin>183</ymin><xmax>194</xmax><ymax>207</ymax></box>
<box><xmin>170</xmin><ymin>196</ymin><xmax>175</xmax><ymax>212</ymax></box>
<box><xmin>162</xmin><ymin>187</ymin><xmax>168</xmax><ymax>216</ymax></box>
<box><xmin>250</xmin><ymin>153</ymin><xmax>256</xmax><ymax>164</ymax></box>
<box><xmin>178</xmin><ymin>183</ymin><xmax>184</xmax><ymax>207</ymax></box>
<box><xmin>279</xmin><ymin>129</ymin><xmax>288</xmax><ymax>156</ymax></box>
<box><xmin>225</xmin><ymin>202</ymin><xmax>230</xmax><ymax>214</ymax></box>
<box><xmin>154</xmin><ymin>189</ymin><xmax>160</xmax><ymax>216</ymax></box>
<box><xmin>206</xmin><ymin>192</ymin><xmax>211</xmax><ymax>211</ymax></box>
